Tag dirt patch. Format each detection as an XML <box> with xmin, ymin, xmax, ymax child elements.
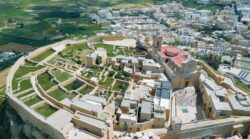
<box><xmin>0</xmin><ymin>42</ymin><xmax>35</xmax><ymax>52</ymax></box>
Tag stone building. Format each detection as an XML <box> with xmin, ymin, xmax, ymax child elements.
<box><xmin>85</xmin><ymin>48</ymin><xmax>107</xmax><ymax>67</ymax></box>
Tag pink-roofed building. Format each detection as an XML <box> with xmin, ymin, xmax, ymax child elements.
<box><xmin>156</xmin><ymin>46</ymin><xmax>199</xmax><ymax>89</ymax></box>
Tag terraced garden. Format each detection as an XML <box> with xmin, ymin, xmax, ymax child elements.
<box><xmin>35</xmin><ymin>103</ymin><xmax>58</xmax><ymax>118</ymax></box>
<box><xmin>12</xmin><ymin>64</ymin><xmax>45</xmax><ymax>90</ymax></box>
<box><xmin>24</xmin><ymin>96</ymin><xmax>43</xmax><ymax>107</ymax></box>
<box><xmin>65</xmin><ymin>80</ymin><xmax>84</xmax><ymax>91</ymax></box>
<box><xmin>50</xmin><ymin>69</ymin><xmax>73</xmax><ymax>82</ymax></box>
<box><xmin>37</xmin><ymin>72</ymin><xmax>57</xmax><ymax>91</ymax></box>
<box><xmin>48</xmin><ymin>88</ymin><xmax>77</xmax><ymax>101</ymax></box>
<box><xmin>31</xmin><ymin>49</ymin><xmax>55</xmax><ymax>62</ymax></box>
<box><xmin>78</xmin><ymin>85</ymin><xmax>94</xmax><ymax>95</ymax></box>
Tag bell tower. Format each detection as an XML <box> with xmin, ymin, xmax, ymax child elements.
<box><xmin>152</xmin><ymin>33</ymin><xmax>162</xmax><ymax>62</ymax></box>
<box><xmin>152</xmin><ymin>34</ymin><xmax>162</xmax><ymax>52</ymax></box>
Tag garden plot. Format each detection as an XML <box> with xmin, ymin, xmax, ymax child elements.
<box><xmin>37</xmin><ymin>72</ymin><xmax>57</xmax><ymax>91</ymax></box>
<box><xmin>64</xmin><ymin>80</ymin><xmax>85</xmax><ymax>91</ymax></box>
<box><xmin>78</xmin><ymin>85</ymin><xmax>94</xmax><ymax>95</ymax></box>
<box><xmin>82</xmin><ymin>67</ymin><xmax>103</xmax><ymax>79</ymax></box>
<box><xmin>50</xmin><ymin>69</ymin><xmax>73</xmax><ymax>82</ymax></box>
<box><xmin>31</xmin><ymin>49</ymin><xmax>55</xmax><ymax>62</ymax></box>
<box><xmin>24</xmin><ymin>95</ymin><xmax>43</xmax><ymax>107</ymax></box>
<box><xmin>48</xmin><ymin>88</ymin><xmax>77</xmax><ymax>101</ymax></box>
<box><xmin>12</xmin><ymin>64</ymin><xmax>45</xmax><ymax>90</ymax></box>
<box><xmin>34</xmin><ymin>103</ymin><xmax>58</xmax><ymax>118</ymax></box>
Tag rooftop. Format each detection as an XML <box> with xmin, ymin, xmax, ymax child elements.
<box><xmin>141</xmin><ymin>101</ymin><xmax>152</xmax><ymax>115</ymax></box>
<box><xmin>160</xmin><ymin>46</ymin><xmax>188</xmax><ymax>67</ymax></box>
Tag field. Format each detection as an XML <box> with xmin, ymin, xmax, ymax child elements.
<box><xmin>112</xmin><ymin>81</ymin><xmax>128</xmax><ymax>93</ymax></box>
<box><xmin>31</xmin><ymin>49</ymin><xmax>55</xmax><ymax>62</ymax></box>
<box><xmin>235</xmin><ymin>79</ymin><xmax>250</xmax><ymax>94</ymax></box>
<box><xmin>65</xmin><ymin>80</ymin><xmax>84</xmax><ymax>91</ymax></box>
<box><xmin>35</xmin><ymin>103</ymin><xmax>58</xmax><ymax>118</ymax></box>
<box><xmin>95</xmin><ymin>43</ymin><xmax>114</xmax><ymax>56</ymax></box>
<box><xmin>50</xmin><ymin>69</ymin><xmax>72</xmax><ymax>82</ymax></box>
<box><xmin>12</xmin><ymin>64</ymin><xmax>44</xmax><ymax>90</ymax></box>
<box><xmin>37</xmin><ymin>72</ymin><xmax>57</xmax><ymax>91</ymax></box>
<box><xmin>99</xmin><ymin>78</ymin><xmax>114</xmax><ymax>89</ymax></box>
<box><xmin>78</xmin><ymin>85</ymin><xmax>94</xmax><ymax>95</ymax></box>
<box><xmin>17</xmin><ymin>89</ymin><xmax>34</xmax><ymax>99</ymax></box>
<box><xmin>17</xmin><ymin>79</ymin><xmax>32</xmax><ymax>92</ymax></box>
<box><xmin>48</xmin><ymin>88</ymin><xmax>77</xmax><ymax>101</ymax></box>
<box><xmin>24</xmin><ymin>96</ymin><xmax>42</xmax><ymax>106</ymax></box>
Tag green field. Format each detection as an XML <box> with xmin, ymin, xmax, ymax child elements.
<box><xmin>112</xmin><ymin>81</ymin><xmax>128</xmax><ymax>93</ymax></box>
<box><xmin>95</xmin><ymin>44</ymin><xmax>114</xmax><ymax>56</ymax></box>
<box><xmin>83</xmin><ymin>67</ymin><xmax>102</xmax><ymax>79</ymax></box>
<box><xmin>17</xmin><ymin>89</ymin><xmax>34</xmax><ymax>99</ymax></box>
<box><xmin>35</xmin><ymin>103</ymin><xmax>58</xmax><ymax>118</ymax></box>
<box><xmin>65</xmin><ymin>80</ymin><xmax>84</xmax><ymax>91</ymax></box>
<box><xmin>37</xmin><ymin>72</ymin><xmax>57</xmax><ymax>91</ymax></box>
<box><xmin>48</xmin><ymin>88</ymin><xmax>77</xmax><ymax>101</ymax></box>
<box><xmin>12</xmin><ymin>65</ymin><xmax>44</xmax><ymax>90</ymax></box>
<box><xmin>50</xmin><ymin>69</ymin><xmax>72</xmax><ymax>82</ymax></box>
<box><xmin>78</xmin><ymin>85</ymin><xmax>94</xmax><ymax>95</ymax></box>
<box><xmin>23</xmin><ymin>61</ymin><xmax>38</xmax><ymax>67</ymax></box>
<box><xmin>17</xmin><ymin>79</ymin><xmax>32</xmax><ymax>92</ymax></box>
<box><xmin>0</xmin><ymin>85</ymin><xmax>6</xmax><ymax>106</ymax></box>
<box><xmin>31</xmin><ymin>49</ymin><xmax>55</xmax><ymax>62</ymax></box>
<box><xmin>115</xmin><ymin>71</ymin><xmax>131</xmax><ymax>81</ymax></box>
<box><xmin>24</xmin><ymin>96</ymin><xmax>42</xmax><ymax>106</ymax></box>
<box><xmin>60</xmin><ymin>43</ymin><xmax>89</xmax><ymax>57</ymax></box>
<box><xmin>99</xmin><ymin>78</ymin><xmax>114</xmax><ymax>89</ymax></box>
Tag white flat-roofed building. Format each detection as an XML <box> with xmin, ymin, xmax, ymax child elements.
<box><xmin>72</xmin><ymin>111</ymin><xmax>113</xmax><ymax>139</ymax></box>
<box><xmin>228</xmin><ymin>93</ymin><xmax>250</xmax><ymax>116</ymax></box>
<box><xmin>62</xmin><ymin>97</ymin><xmax>104</xmax><ymax>117</ymax></box>
<box><xmin>140</xmin><ymin>101</ymin><xmax>152</xmax><ymax>122</ymax></box>
<box><xmin>199</xmin><ymin>73</ymin><xmax>232</xmax><ymax>119</ymax></box>
<box><xmin>234</xmin><ymin>54</ymin><xmax>250</xmax><ymax>71</ymax></box>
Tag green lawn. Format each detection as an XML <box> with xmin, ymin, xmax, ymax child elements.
<box><xmin>18</xmin><ymin>79</ymin><xmax>32</xmax><ymax>92</ymax></box>
<box><xmin>104</xmin><ymin>90</ymin><xmax>112</xmax><ymax>99</ymax></box>
<box><xmin>103</xmin><ymin>62</ymin><xmax>111</xmax><ymax>68</ymax></box>
<box><xmin>0</xmin><ymin>85</ymin><xmax>6</xmax><ymax>106</ymax></box>
<box><xmin>48</xmin><ymin>88</ymin><xmax>77</xmax><ymax>101</ymax></box>
<box><xmin>12</xmin><ymin>65</ymin><xmax>45</xmax><ymax>90</ymax></box>
<box><xmin>35</xmin><ymin>103</ymin><xmax>58</xmax><ymax>118</ymax></box>
<box><xmin>83</xmin><ymin>67</ymin><xmax>102</xmax><ymax>79</ymax></box>
<box><xmin>235</xmin><ymin>79</ymin><xmax>250</xmax><ymax>94</ymax></box>
<box><xmin>60</xmin><ymin>43</ymin><xmax>89</xmax><ymax>57</ymax></box>
<box><xmin>95</xmin><ymin>43</ymin><xmax>114</xmax><ymax>56</ymax></box>
<box><xmin>65</xmin><ymin>80</ymin><xmax>84</xmax><ymax>91</ymax></box>
<box><xmin>112</xmin><ymin>81</ymin><xmax>128</xmax><ymax>93</ymax></box>
<box><xmin>17</xmin><ymin>89</ymin><xmax>34</xmax><ymax>99</ymax></box>
<box><xmin>50</xmin><ymin>69</ymin><xmax>72</xmax><ymax>82</ymax></box>
<box><xmin>99</xmin><ymin>78</ymin><xmax>114</xmax><ymax>89</ymax></box>
<box><xmin>31</xmin><ymin>49</ymin><xmax>55</xmax><ymax>62</ymax></box>
<box><xmin>24</xmin><ymin>96</ymin><xmax>42</xmax><ymax>106</ymax></box>
<box><xmin>78</xmin><ymin>85</ymin><xmax>94</xmax><ymax>95</ymax></box>
<box><xmin>37</xmin><ymin>72</ymin><xmax>57</xmax><ymax>91</ymax></box>
<box><xmin>23</xmin><ymin>61</ymin><xmax>37</xmax><ymax>67</ymax></box>
<box><xmin>108</xmin><ymin>71</ymin><xmax>116</xmax><ymax>77</ymax></box>
<box><xmin>115</xmin><ymin>71</ymin><xmax>131</xmax><ymax>81</ymax></box>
